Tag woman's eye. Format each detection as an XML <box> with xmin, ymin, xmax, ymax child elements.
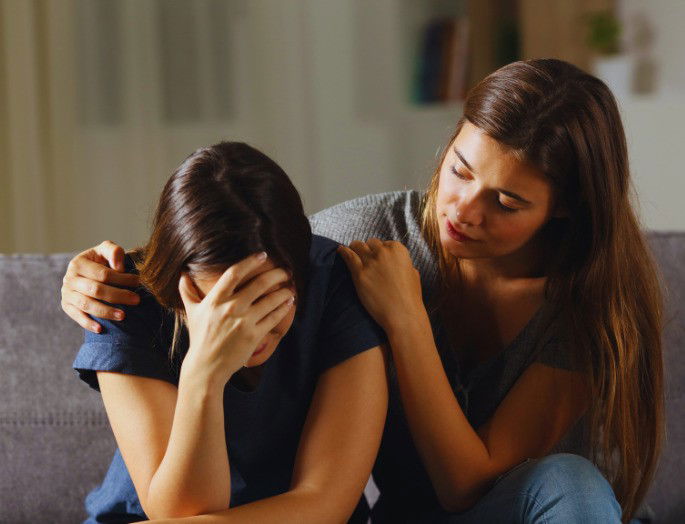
<box><xmin>451</xmin><ymin>166</ymin><xmax>469</xmax><ymax>180</ymax></box>
<box><xmin>497</xmin><ymin>200</ymin><xmax>519</xmax><ymax>213</ymax></box>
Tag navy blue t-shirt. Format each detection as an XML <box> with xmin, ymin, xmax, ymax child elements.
<box><xmin>73</xmin><ymin>235</ymin><xmax>386</xmax><ymax>523</ymax></box>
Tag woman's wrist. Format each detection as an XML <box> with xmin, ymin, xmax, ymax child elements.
<box><xmin>384</xmin><ymin>307</ymin><xmax>432</xmax><ymax>342</ymax></box>
<box><xmin>180</xmin><ymin>349</ymin><xmax>236</xmax><ymax>395</ymax></box>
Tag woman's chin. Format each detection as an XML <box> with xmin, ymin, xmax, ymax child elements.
<box><xmin>440</xmin><ymin>232</ymin><xmax>472</xmax><ymax>258</ymax></box>
<box><xmin>245</xmin><ymin>342</ymin><xmax>276</xmax><ymax>367</ymax></box>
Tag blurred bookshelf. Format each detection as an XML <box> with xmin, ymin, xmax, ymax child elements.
<box><xmin>351</xmin><ymin>0</ymin><xmax>522</xmax><ymax>191</ymax></box>
<box><xmin>408</xmin><ymin>0</ymin><xmax>519</xmax><ymax>107</ymax></box>
<box><xmin>348</xmin><ymin>0</ymin><xmax>616</xmax><ymax>194</ymax></box>
<box><xmin>403</xmin><ymin>0</ymin><xmax>614</xmax><ymax>106</ymax></box>
<box><xmin>363</xmin><ymin>0</ymin><xmax>522</xmax><ymax>168</ymax></box>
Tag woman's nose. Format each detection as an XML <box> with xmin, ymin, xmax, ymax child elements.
<box><xmin>455</xmin><ymin>191</ymin><xmax>484</xmax><ymax>227</ymax></box>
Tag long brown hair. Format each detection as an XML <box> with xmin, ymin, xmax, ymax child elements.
<box><xmin>133</xmin><ymin>141</ymin><xmax>312</xmax><ymax>358</ymax></box>
<box><xmin>422</xmin><ymin>59</ymin><xmax>663</xmax><ymax>521</ymax></box>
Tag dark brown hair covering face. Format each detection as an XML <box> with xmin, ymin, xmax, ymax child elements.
<box><xmin>422</xmin><ymin>59</ymin><xmax>663</xmax><ymax>522</ymax></box>
<box><xmin>134</xmin><ymin>141</ymin><xmax>311</xmax><ymax>356</ymax></box>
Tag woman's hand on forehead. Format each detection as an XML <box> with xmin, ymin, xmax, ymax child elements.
<box><xmin>200</xmin><ymin>254</ymin><xmax>291</xmax><ymax>306</ymax></box>
<box><xmin>179</xmin><ymin>253</ymin><xmax>296</xmax><ymax>381</ymax></box>
<box><xmin>235</xmin><ymin>264</ymin><xmax>293</xmax><ymax>298</ymax></box>
<box><xmin>191</xmin><ymin>253</ymin><xmax>294</xmax><ymax>311</ymax></box>
<box><xmin>235</xmin><ymin>270</ymin><xmax>294</xmax><ymax>305</ymax></box>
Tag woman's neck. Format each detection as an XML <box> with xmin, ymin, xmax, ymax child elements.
<box><xmin>457</xmin><ymin>236</ymin><xmax>547</xmax><ymax>286</ymax></box>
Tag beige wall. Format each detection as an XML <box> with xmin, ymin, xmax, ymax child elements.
<box><xmin>617</xmin><ymin>0</ymin><xmax>685</xmax><ymax>231</ymax></box>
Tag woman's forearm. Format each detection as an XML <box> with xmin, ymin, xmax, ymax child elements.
<box><xmin>146</xmin><ymin>366</ymin><xmax>231</xmax><ymax>518</ymax></box>
<box><xmin>146</xmin><ymin>486</ymin><xmax>349</xmax><ymax>523</ymax></box>
<box><xmin>385</xmin><ymin>313</ymin><xmax>495</xmax><ymax>511</ymax></box>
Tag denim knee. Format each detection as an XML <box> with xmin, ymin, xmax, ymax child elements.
<box><xmin>516</xmin><ymin>453</ymin><xmax>622</xmax><ymax>523</ymax></box>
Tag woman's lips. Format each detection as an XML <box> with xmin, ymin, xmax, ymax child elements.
<box><xmin>446</xmin><ymin>219</ymin><xmax>475</xmax><ymax>242</ymax></box>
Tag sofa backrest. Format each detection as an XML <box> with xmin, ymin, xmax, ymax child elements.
<box><xmin>645</xmin><ymin>233</ymin><xmax>685</xmax><ymax>523</ymax></box>
<box><xmin>0</xmin><ymin>233</ymin><xmax>683</xmax><ymax>522</ymax></box>
<box><xmin>0</xmin><ymin>254</ymin><xmax>115</xmax><ymax>523</ymax></box>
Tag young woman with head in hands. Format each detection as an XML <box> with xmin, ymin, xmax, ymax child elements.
<box><xmin>62</xmin><ymin>59</ymin><xmax>663</xmax><ymax>523</ymax></box>
<box><xmin>67</xmin><ymin>141</ymin><xmax>388</xmax><ymax>522</ymax></box>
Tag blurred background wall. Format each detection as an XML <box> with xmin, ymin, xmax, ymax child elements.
<box><xmin>0</xmin><ymin>0</ymin><xmax>683</xmax><ymax>254</ymax></box>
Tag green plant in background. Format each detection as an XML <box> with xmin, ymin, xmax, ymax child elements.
<box><xmin>585</xmin><ymin>10</ymin><xmax>622</xmax><ymax>55</ymax></box>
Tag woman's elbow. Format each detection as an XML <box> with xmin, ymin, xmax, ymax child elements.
<box><xmin>142</xmin><ymin>486</ymin><xmax>230</xmax><ymax>519</ymax></box>
<box><xmin>142</xmin><ymin>498</ymin><xmax>201</xmax><ymax>520</ymax></box>
<box><xmin>144</xmin><ymin>501</ymin><xmax>225</xmax><ymax>520</ymax></box>
<box><xmin>291</xmin><ymin>483</ymin><xmax>361</xmax><ymax>523</ymax></box>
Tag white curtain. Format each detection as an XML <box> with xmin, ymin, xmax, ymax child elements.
<box><xmin>0</xmin><ymin>0</ymin><xmax>322</xmax><ymax>253</ymax></box>
<box><xmin>1</xmin><ymin>0</ymin><xmax>56</xmax><ymax>252</ymax></box>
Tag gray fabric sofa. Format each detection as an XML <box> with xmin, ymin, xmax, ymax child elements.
<box><xmin>1</xmin><ymin>233</ymin><xmax>683</xmax><ymax>523</ymax></box>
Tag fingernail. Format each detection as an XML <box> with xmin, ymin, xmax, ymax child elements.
<box><xmin>92</xmin><ymin>324</ymin><xmax>101</xmax><ymax>333</ymax></box>
<box><xmin>257</xmin><ymin>251</ymin><xmax>267</xmax><ymax>260</ymax></box>
<box><xmin>288</xmin><ymin>296</ymin><xmax>295</xmax><ymax>305</ymax></box>
<box><xmin>114</xmin><ymin>310</ymin><xmax>124</xmax><ymax>320</ymax></box>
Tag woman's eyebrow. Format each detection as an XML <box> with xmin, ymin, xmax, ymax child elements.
<box><xmin>453</xmin><ymin>145</ymin><xmax>532</xmax><ymax>205</ymax></box>
<box><xmin>453</xmin><ymin>146</ymin><xmax>475</xmax><ymax>172</ymax></box>
<box><xmin>499</xmin><ymin>189</ymin><xmax>532</xmax><ymax>205</ymax></box>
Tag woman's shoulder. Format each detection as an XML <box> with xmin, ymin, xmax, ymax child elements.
<box><xmin>116</xmin><ymin>253</ymin><xmax>166</xmax><ymax>319</ymax></box>
<box><xmin>82</xmin><ymin>251</ymin><xmax>170</xmax><ymax>346</ymax></box>
<box><xmin>312</xmin><ymin>189</ymin><xmax>425</xmax><ymax>212</ymax></box>
<box><xmin>306</xmin><ymin>235</ymin><xmax>357</xmax><ymax>301</ymax></box>
<box><xmin>528</xmin><ymin>303</ymin><xmax>578</xmax><ymax>372</ymax></box>
<box><xmin>304</xmin><ymin>235</ymin><xmax>376</xmax><ymax>306</ymax></box>
<box><xmin>73</xmin><ymin>253</ymin><xmax>177</xmax><ymax>391</ymax></box>
<box><xmin>309</xmin><ymin>191</ymin><xmax>438</xmax><ymax>286</ymax></box>
<box><xmin>308</xmin><ymin>235</ymin><xmax>340</xmax><ymax>265</ymax></box>
<box><xmin>297</xmin><ymin>235</ymin><xmax>387</xmax><ymax>373</ymax></box>
<box><xmin>308</xmin><ymin>190</ymin><xmax>425</xmax><ymax>244</ymax></box>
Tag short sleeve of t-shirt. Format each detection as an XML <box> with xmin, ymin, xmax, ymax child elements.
<box><xmin>534</xmin><ymin>336</ymin><xmax>575</xmax><ymax>370</ymax></box>
<box><xmin>72</xmin><ymin>259</ymin><xmax>178</xmax><ymax>391</ymax></box>
<box><xmin>314</xmin><ymin>252</ymin><xmax>387</xmax><ymax>373</ymax></box>
<box><xmin>532</xmin><ymin>314</ymin><xmax>577</xmax><ymax>371</ymax></box>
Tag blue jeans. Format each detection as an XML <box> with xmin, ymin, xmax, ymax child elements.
<box><xmin>413</xmin><ymin>454</ymin><xmax>625</xmax><ymax>523</ymax></box>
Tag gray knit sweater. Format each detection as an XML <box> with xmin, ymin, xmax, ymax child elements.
<box><xmin>310</xmin><ymin>190</ymin><xmax>437</xmax><ymax>289</ymax></box>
